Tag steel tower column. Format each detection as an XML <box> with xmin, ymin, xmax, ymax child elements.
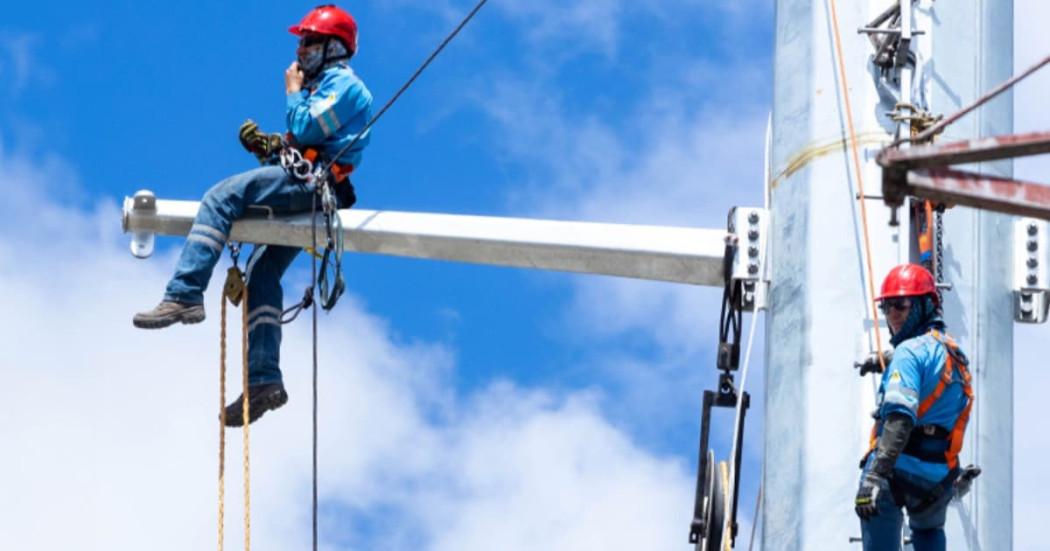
<box><xmin>764</xmin><ymin>0</ymin><xmax>1013</xmax><ymax>548</ymax></box>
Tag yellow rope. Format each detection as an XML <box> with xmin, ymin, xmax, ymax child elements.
<box><xmin>219</xmin><ymin>296</ymin><xmax>227</xmax><ymax>551</ymax></box>
<box><xmin>241</xmin><ymin>285</ymin><xmax>251</xmax><ymax>551</ymax></box>
<box><xmin>219</xmin><ymin>278</ymin><xmax>251</xmax><ymax>551</ymax></box>
<box><xmin>828</xmin><ymin>0</ymin><xmax>888</xmax><ymax>372</ymax></box>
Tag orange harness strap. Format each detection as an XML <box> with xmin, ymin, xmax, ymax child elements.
<box><xmin>867</xmin><ymin>331</ymin><xmax>973</xmax><ymax>470</ymax></box>
<box><xmin>923</xmin><ymin>331</ymin><xmax>973</xmax><ymax>470</ymax></box>
<box><xmin>302</xmin><ymin>148</ymin><xmax>354</xmax><ymax>182</ymax></box>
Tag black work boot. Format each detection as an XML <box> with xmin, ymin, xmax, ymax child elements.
<box><xmin>222</xmin><ymin>383</ymin><xmax>289</xmax><ymax>427</ymax></box>
<box><xmin>133</xmin><ymin>301</ymin><xmax>206</xmax><ymax>329</ymax></box>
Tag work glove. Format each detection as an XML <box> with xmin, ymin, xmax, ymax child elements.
<box><xmin>854</xmin><ymin>470</ymin><xmax>888</xmax><ymax>520</ymax></box>
<box><xmin>856</xmin><ymin>349</ymin><xmax>893</xmax><ymax>376</ymax></box>
<box><xmin>238</xmin><ymin>119</ymin><xmax>284</xmax><ymax>163</ymax></box>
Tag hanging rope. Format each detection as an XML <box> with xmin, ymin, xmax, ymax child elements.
<box><xmin>298</xmin><ymin>3</ymin><xmax>491</xmax><ymax>548</ymax></box>
<box><xmin>311</xmin><ymin>190</ymin><xmax>320</xmax><ymax>551</ymax></box>
<box><xmin>219</xmin><ymin>294</ymin><xmax>227</xmax><ymax>551</ymax></box>
<box><xmin>241</xmin><ymin>284</ymin><xmax>251</xmax><ymax>551</ymax></box>
<box><xmin>828</xmin><ymin>0</ymin><xmax>888</xmax><ymax>373</ymax></box>
<box><xmin>219</xmin><ymin>256</ymin><xmax>251</xmax><ymax>551</ymax></box>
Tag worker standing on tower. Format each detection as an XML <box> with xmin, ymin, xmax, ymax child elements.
<box><xmin>854</xmin><ymin>264</ymin><xmax>974</xmax><ymax>551</ymax></box>
<box><xmin>132</xmin><ymin>4</ymin><xmax>373</xmax><ymax>426</ymax></box>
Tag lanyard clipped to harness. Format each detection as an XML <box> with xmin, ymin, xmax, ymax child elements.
<box><xmin>313</xmin><ymin>165</ymin><xmax>345</xmax><ymax>311</ymax></box>
<box><xmin>277</xmin><ymin>147</ymin><xmax>346</xmax><ymax>312</ymax></box>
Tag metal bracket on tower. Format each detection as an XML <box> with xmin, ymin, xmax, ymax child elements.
<box><xmin>727</xmin><ymin>207</ymin><xmax>771</xmax><ymax>311</ymax></box>
<box><xmin>1014</xmin><ymin>218</ymin><xmax>1050</xmax><ymax>323</ymax></box>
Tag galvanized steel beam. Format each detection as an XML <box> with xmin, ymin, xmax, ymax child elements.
<box><xmin>122</xmin><ymin>191</ymin><xmax>731</xmax><ymax>287</ymax></box>
<box><xmin>903</xmin><ymin>168</ymin><xmax>1050</xmax><ymax>220</ymax></box>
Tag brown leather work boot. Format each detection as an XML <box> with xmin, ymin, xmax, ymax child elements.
<box><xmin>222</xmin><ymin>383</ymin><xmax>289</xmax><ymax>427</ymax></box>
<box><xmin>132</xmin><ymin>301</ymin><xmax>206</xmax><ymax>329</ymax></box>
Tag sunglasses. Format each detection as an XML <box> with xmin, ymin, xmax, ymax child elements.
<box><xmin>878</xmin><ymin>298</ymin><xmax>912</xmax><ymax>313</ymax></box>
<box><xmin>299</xmin><ymin>34</ymin><xmax>327</xmax><ymax>48</ymax></box>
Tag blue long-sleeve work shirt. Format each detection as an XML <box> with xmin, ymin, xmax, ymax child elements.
<box><xmin>286</xmin><ymin>64</ymin><xmax>373</xmax><ymax>169</ymax></box>
<box><xmin>873</xmin><ymin>332</ymin><xmax>971</xmax><ymax>483</ymax></box>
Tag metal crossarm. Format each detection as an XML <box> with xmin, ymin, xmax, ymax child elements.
<box><xmin>123</xmin><ymin>191</ymin><xmax>733</xmax><ymax>287</ymax></box>
<box><xmin>879</xmin><ymin>131</ymin><xmax>1050</xmax><ymax>219</ymax></box>
<box><xmin>901</xmin><ymin>169</ymin><xmax>1050</xmax><ymax>220</ymax></box>
<box><xmin>878</xmin><ymin>131</ymin><xmax>1050</xmax><ymax>170</ymax></box>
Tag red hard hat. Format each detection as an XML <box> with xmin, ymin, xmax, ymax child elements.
<box><xmin>877</xmin><ymin>263</ymin><xmax>938</xmax><ymax>303</ymax></box>
<box><xmin>290</xmin><ymin>5</ymin><xmax>358</xmax><ymax>54</ymax></box>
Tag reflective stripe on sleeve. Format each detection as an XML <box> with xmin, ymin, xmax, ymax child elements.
<box><xmin>187</xmin><ymin>233</ymin><xmax>224</xmax><ymax>254</ymax></box>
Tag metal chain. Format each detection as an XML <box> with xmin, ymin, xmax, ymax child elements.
<box><xmin>935</xmin><ymin>206</ymin><xmax>945</xmax><ymax>303</ymax></box>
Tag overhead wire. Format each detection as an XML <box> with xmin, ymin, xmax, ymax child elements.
<box><xmin>322</xmin><ymin>0</ymin><xmax>490</xmax><ymax>176</ymax></box>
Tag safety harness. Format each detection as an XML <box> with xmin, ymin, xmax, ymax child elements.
<box><xmin>867</xmin><ymin>329</ymin><xmax>972</xmax><ymax>470</ymax></box>
<box><xmin>862</xmin><ymin>330</ymin><xmax>973</xmax><ymax>513</ymax></box>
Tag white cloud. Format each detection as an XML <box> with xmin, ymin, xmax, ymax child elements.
<box><xmin>382</xmin><ymin>0</ymin><xmax>772</xmax><ymax>66</ymax></box>
<box><xmin>0</xmin><ymin>32</ymin><xmax>54</xmax><ymax>97</ymax></box>
<box><xmin>0</xmin><ymin>149</ymin><xmax>694</xmax><ymax>550</ymax></box>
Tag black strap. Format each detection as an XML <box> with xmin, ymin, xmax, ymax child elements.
<box><xmin>281</xmin><ymin>285</ymin><xmax>314</xmax><ymax>324</ymax></box>
<box><xmin>903</xmin><ymin>424</ymin><xmax>951</xmax><ymax>463</ymax></box>
<box><xmin>892</xmin><ymin>468</ymin><xmax>961</xmax><ymax>514</ymax></box>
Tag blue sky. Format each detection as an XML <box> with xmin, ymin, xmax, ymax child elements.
<box><xmin>1</xmin><ymin>1</ymin><xmax>1047</xmax><ymax>550</ymax></box>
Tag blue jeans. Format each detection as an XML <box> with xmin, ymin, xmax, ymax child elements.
<box><xmin>164</xmin><ymin>166</ymin><xmax>318</xmax><ymax>385</ymax></box>
<box><xmin>860</xmin><ymin>471</ymin><xmax>952</xmax><ymax>551</ymax></box>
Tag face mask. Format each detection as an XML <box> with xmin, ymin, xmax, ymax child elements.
<box><xmin>298</xmin><ymin>43</ymin><xmax>325</xmax><ymax>77</ymax></box>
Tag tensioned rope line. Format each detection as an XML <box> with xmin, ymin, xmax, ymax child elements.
<box><xmin>321</xmin><ymin>0</ymin><xmax>490</xmax><ymax>176</ymax></box>
<box><xmin>828</xmin><ymin>0</ymin><xmax>888</xmax><ymax>372</ymax></box>
<box><xmin>306</xmin><ymin>3</ymin><xmax>491</xmax><ymax>549</ymax></box>
<box><xmin>311</xmin><ymin>190</ymin><xmax>319</xmax><ymax>551</ymax></box>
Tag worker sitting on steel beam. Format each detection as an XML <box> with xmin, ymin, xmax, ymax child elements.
<box><xmin>132</xmin><ymin>4</ymin><xmax>373</xmax><ymax>426</ymax></box>
<box><xmin>855</xmin><ymin>264</ymin><xmax>974</xmax><ymax>551</ymax></box>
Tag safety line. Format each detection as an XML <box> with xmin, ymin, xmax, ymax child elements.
<box><xmin>323</xmin><ymin>0</ymin><xmax>490</xmax><ymax>174</ymax></box>
<box><xmin>307</xmin><ymin>4</ymin><xmax>491</xmax><ymax>547</ymax></box>
<box><xmin>311</xmin><ymin>186</ymin><xmax>319</xmax><ymax>551</ymax></box>
<box><xmin>828</xmin><ymin>0</ymin><xmax>887</xmax><ymax>372</ymax></box>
